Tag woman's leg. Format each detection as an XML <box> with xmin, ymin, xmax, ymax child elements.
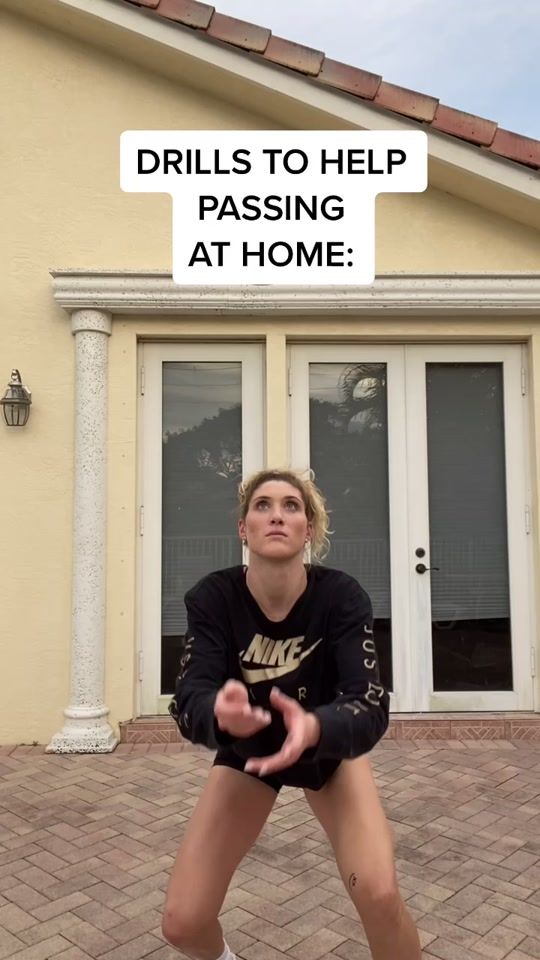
<box><xmin>162</xmin><ymin>764</ymin><xmax>277</xmax><ymax>960</ymax></box>
<box><xmin>304</xmin><ymin>755</ymin><xmax>421</xmax><ymax>960</ymax></box>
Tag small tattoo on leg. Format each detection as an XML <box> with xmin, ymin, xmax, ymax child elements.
<box><xmin>348</xmin><ymin>872</ymin><xmax>357</xmax><ymax>891</ymax></box>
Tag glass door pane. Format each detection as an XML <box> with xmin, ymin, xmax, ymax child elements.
<box><xmin>141</xmin><ymin>344</ymin><xmax>263</xmax><ymax>715</ymax></box>
<box><xmin>309</xmin><ymin>362</ymin><xmax>393</xmax><ymax>691</ymax></box>
<box><xmin>161</xmin><ymin>362</ymin><xmax>243</xmax><ymax>695</ymax></box>
<box><xmin>426</xmin><ymin>363</ymin><xmax>512</xmax><ymax>691</ymax></box>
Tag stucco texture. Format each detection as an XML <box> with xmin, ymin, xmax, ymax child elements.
<box><xmin>1</xmin><ymin>8</ymin><xmax>539</xmax><ymax>743</ymax></box>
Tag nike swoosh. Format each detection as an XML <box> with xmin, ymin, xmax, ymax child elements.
<box><xmin>240</xmin><ymin>637</ymin><xmax>323</xmax><ymax>684</ymax></box>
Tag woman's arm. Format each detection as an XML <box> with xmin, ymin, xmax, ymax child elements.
<box><xmin>170</xmin><ymin>576</ymin><xmax>275</xmax><ymax>750</ymax></box>
<box><xmin>308</xmin><ymin>577</ymin><xmax>390</xmax><ymax>761</ymax></box>
<box><xmin>169</xmin><ymin>582</ymin><xmax>237</xmax><ymax>751</ymax></box>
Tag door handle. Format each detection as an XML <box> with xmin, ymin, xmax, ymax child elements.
<box><xmin>415</xmin><ymin>563</ymin><xmax>440</xmax><ymax>574</ymax></box>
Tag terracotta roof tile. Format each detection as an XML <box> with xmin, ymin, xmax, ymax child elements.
<box><xmin>317</xmin><ymin>58</ymin><xmax>381</xmax><ymax>100</ymax></box>
<box><xmin>263</xmin><ymin>35</ymin><xmax>324</xmax><ymax>76</ymax></box>
<box><xmin>489</xmin><ymin>128</ymin><xmax>540</xmax><ymax>169</ymax></box>
<box><xmin>119</xmin><ymin>0</ymin><xmax>540</xmax><ymax>171</ymax></box>
<box><xmin>206</xmin><ymin>12</ymin><xmax>270</xmax><ymax>52</ymax></box>
<box><xmin>375</xmin><ymin>81</ymin><xmax>438</xmax><ymax>123</ymax></box>
<box><xmin>156</xmin><ymin>0</ymin><xmax>213</xmax><ymax>30</ymax></box>
<box><xmin>432</xmin><ymin>104</ymin><xmax>497</xmax><ymax>146</ymax></box>
<box><xmin>126</xmin><ymin>0</ymin><xmax>160</xmax><ymax>8</ymax></box>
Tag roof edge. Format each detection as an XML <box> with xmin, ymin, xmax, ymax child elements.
<box><xmin>3</xmin><ymin>0</ymin><xmax>539</xmax><ymax>223</ymax></box>
<box><xmin>124</xmin><ymin>0</ymin><xmax>539</xmax><ymax>169</ymax></box>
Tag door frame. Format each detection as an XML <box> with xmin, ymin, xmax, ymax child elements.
<box><xmin>406</xmin><ymin>344</ymin><xmax>533</xmax><ymax>711</ymax></box>
<box><xmin>288</xmin><ymin>342</ymin><xmax>534</xmax><ymax>712</ymax></box>
<box><xmin>138</xmin><ymin>342</ymin><xmax>264</xmax><ymax>715</ymax></box>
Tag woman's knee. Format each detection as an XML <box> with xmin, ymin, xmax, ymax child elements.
<box><xmin>161</xmin><ymin>902</ymin><xmax>214</xmax><ymax>949</ymax></box>
<box><xmin>349</xmin><ymin>866</ymin><xmax>402</xmax><ymax>919</ymax></box>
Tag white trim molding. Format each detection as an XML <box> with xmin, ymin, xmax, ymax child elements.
<box><xmin>47</xmin><ymin>309</ymin><xmax>118</xmax><ymax>754</ymax></box>
<box><xmin>51</xmin><ymin>270</ymin><xmax>540</xmax><ymax>316</ymax></box>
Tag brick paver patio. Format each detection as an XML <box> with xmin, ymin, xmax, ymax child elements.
<box><xmin>0</xmin><ymin>740</ymin><xmax>539</xmax><ymax>960</ymax></box>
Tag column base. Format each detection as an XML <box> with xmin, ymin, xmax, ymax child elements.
<box><xmin>47</xmin><ymin>718</ymin><xmax>118</xmax><ymax>754</ymax></box>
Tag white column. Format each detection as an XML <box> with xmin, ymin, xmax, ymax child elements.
<box><xmin>47</xmin><ymin>309</ymin><xmax>118</xmax><ymax>753</ymax></box>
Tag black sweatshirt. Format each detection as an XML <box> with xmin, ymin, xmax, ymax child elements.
<box><xmin>169</xmin><ymin>565</ymin><xmax>389</xmax><ymax>777</ymax></box>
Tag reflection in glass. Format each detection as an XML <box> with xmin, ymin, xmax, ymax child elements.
<box><xmin>426</xmin><ymin>364</ymin><xmax>513</xmax><ymax>690</ymax></box>
<box><xmin>161</xmin><ymin>362</ymin><xmax>242</xmax><ymax>693</ymax></box>
<box><xmin>309</xmin><ymin>363</ymin><xmax>393</xmax><ymax>690</ymax></box>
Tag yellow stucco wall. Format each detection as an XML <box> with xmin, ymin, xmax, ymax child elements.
<box><xmin>1</xmin><ymin>9</ymin><xmax>539</xmax><ymax>743</ymax></box>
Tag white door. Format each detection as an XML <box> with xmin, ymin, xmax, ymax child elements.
<box><xmin>289</xmin><ymin>344</ymin><xmax>534</xmax><ymax>713</ymax></box>
<box><xmin>139</xmin><ymin>343</ymin><xmax>264</xmax><ymax>715</ymax></box>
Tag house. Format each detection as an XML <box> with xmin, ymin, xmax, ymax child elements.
<box><xmin>1</xmin><ymin>0</ymin><xmax>539</xmax><ymax>750</ymax></box>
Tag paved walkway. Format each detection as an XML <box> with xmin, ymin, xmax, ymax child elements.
<box><xmin>0</xmin><ymin>740</ymin><xmax>539</xmax><ymax>960</ymax></box>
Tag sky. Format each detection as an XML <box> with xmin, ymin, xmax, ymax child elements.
<box><xmin>211</xmin><ymin>0</ymin><xmax>539</xmax><ymax>141</ymax></box>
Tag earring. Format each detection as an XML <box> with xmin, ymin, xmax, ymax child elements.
<box><xmin>242</xmin><ymin>539</ymin><xmax>247</xmax><ymax>547</ymax></box>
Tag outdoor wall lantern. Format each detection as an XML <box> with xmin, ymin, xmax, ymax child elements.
<box><xmin>0</xmin><ymin>369</ymin><xmax>32</xmax><ymax>426</ymax></box>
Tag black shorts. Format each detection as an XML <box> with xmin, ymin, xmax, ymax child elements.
<box><xmin>213</xmin><ymin>747</ymin><xmax>341</xmax><ymax>794</ymax></box>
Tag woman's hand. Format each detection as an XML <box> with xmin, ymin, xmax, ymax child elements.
<box><xmin>214</xmin><ymin>679</ymin><xmax>272</xmax><ymax>738</ymax></box>
<box><xmin>244</xmin><ymin>687</ymin><xmax>321</xmax><ymax>777</ymax></box>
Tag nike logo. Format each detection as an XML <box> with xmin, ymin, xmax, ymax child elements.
<box><xmin>240</xmin><ymin>635</ymin><xmax>323</xmax><ymax>684</ymax></box>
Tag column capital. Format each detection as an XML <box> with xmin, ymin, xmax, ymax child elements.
<box><xmin>71</xmin><ymin>309</ymin><xmax>112</xmax><ymax>336</ymax></box>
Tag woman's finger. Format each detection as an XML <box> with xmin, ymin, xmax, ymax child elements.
<box><xmin>255</xmin><ymin>708</ymin><xmax>271</xmax><ymax>722</ymax></box>
<box><xmin>270</xmin><ymin>687</ymin><xmax>290</xmax><ymax>702</ymax></box>
<box><xmin>245</xmin><ymin>733</ymin><xmax>301</xmax><ymax>776</ymax></box>
<box><xmin>246</xmin><ymin>749</ymin><xmax>298</xmax><ymax>777</ymax></box>
<box><xmin>242</xmin><ymin>705</ymin><xmax>271</xmax><ymax>722</ymax></box>
<box><xmin>269</xmin><ymin>687</ymin><xmax>299</xmax><ymax>717</ymax></box>
<box><xmin>223</xmin><ymin>679</ymin><xmax>247</xmax><ymax>699</ymax></box>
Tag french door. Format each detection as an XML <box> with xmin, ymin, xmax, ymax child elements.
<box><xmin>289</xmin><ymin>344</ymin><xmax>534</xmax><ymax>712</ymax></box>
<box><xmin>139</xmin><ymin>343</ymin><xmax>264</xmax><ymax>714</ymax></box>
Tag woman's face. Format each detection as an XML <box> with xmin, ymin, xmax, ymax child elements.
<box><xmin>239</xmin><ymin>480</ymin><xmax>312</xmax><ymax>561</ymax></box>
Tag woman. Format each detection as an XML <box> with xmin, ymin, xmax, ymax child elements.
<box><xmin>164</xmin><ymin>469</ymin><xmax>422</xmax><ymax>960</ymax></box>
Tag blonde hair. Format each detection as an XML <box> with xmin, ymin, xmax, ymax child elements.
<box><xmin>238</xmin><ymin>468</ymin><xmax>331</xmax><ymax>561</ymax></box>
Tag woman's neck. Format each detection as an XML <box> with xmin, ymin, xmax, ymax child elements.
<box><xmin>245</xmin><ymin>557</ymin><xmax>308</xmax><ymax>621</ymax></box>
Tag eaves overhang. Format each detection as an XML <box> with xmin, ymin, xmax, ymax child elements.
<box><xmin>3</xmin><ymin>0</ymin><xmax>539</xmax><ymax>230</ymax></box>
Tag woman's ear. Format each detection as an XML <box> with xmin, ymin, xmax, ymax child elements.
<box><xmin>238</xmin><ymin>518</ymin><xmax>246</xmax><ymax>542</ymax></box>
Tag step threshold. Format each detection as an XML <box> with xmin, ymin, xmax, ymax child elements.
<box><xmin>119</xmin><ymin>712</ymin><xmax>540</xmax><ymax>743</ymax></box>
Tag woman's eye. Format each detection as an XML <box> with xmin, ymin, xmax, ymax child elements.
<box><xmin>285</xmin><ymin>501</ymin><xmax>299</xmax><ymax>511</ymax></box>
<box><xmin>255</xmin><ymin>500</ymin><xmax>270</xmax><ymax>510</ymax></box>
